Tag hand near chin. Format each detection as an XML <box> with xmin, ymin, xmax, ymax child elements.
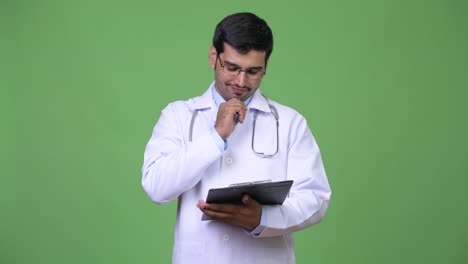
<box><xmin>214</xmin><ymin>98</ymin><xmax>247</xmax><ymax>140</ymax></box>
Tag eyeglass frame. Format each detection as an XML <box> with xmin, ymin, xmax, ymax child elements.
<box><xmin>216</xmin><ymin>55</ymin><xmax>266</xmax><ymax>80</ymax></box>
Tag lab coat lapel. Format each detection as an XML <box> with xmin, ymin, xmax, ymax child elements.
<box><xmin>248</xmin><ymin>89</ymin><xmax>272</xmax><ymax>114</ymax></box>
<box><xmin>191</xmin><ymin>83</ymin><xmax>218</xmax><ymax>124</ymax></box>
<box><xmin>192</xmin><ymin>86</ymin><xmax>214</xmax><ymax>111</ymax></box>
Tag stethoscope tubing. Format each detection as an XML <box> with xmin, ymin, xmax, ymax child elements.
<box><xmin>188</xmin><ymin>96</ymin><xmax>279</xmax><ymax>158</ymax></box>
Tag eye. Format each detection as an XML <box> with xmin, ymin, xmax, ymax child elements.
<box><xmin>247</xmin><ymin>69</ymin><xmax>262</xmax><ymax>75</ymax></box>
<box><xmin>226</xmin><ymin>65</ymin><xmax>240</xmax><ymax>72</ymax></box>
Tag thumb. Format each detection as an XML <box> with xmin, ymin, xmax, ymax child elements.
<box><xmin>242</xmin><ymin>194</ymin><xmax>251</xmax><ymax>206</ymax></box>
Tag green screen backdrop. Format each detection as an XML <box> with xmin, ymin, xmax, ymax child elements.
<box><xmin>1</xmin><ymin>0</ymin><xmax>467</xmax><ymax>263</ymax></box>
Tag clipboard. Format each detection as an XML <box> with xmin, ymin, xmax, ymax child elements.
<box><xmin>201</xmin><ymin>180</ymin><xmax>293</xmax><ymax>221</ymax></box>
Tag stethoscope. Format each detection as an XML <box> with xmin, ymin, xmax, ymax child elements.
<box><xmin>189</xmin><ymin>96</ymin><xmax>280</xmax><ymax>158</ymax></box>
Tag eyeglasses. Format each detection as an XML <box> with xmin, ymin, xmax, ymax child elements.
<box><xmin>217</xmin><ymin>56</ymin><xmax>265</xmax><ymax>80</ymax></box>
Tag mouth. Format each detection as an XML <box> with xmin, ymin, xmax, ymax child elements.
<box><xmin>229</xmin><ymin>85</ymin><xmax>251</xmax><ymax>96</ymax></box>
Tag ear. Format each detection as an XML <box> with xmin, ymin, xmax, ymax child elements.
<box><xmin>262</xmin><ymin>59</ymin><xmax>269</xmax><ymax>75</ymax></box>
<box><xmin>208</xmin><ymin>45</ymin><xmax>217</xmax><ymax>68</ymax></box>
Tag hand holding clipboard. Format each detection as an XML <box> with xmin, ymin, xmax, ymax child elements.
<box><xmin>201</xmin><ymin>180</ymin><xmax>293</xmax><ymax>221</ymax></box>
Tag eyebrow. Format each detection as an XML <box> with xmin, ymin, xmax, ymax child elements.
<box><xmin>224</xmin><ymin>60</ymin><xmax>264</xmax><ymax>70</ymax></box>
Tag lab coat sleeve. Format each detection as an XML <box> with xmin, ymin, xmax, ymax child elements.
<box><xmin>141</xmin><ymin>102</ymin><xmax>221</xmax><ymax>204</ymax></box>
<box><xmin>257</xmin><ymin>114</ymin><xmax>332</xmax><ymax>237</ymax></box>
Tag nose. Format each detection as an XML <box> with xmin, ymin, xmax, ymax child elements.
<box><xmin>234</xmin><ymin>71</ymin><xmax>247</xmax><ymax>87</ymax></box>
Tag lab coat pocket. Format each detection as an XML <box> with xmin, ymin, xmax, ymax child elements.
<box><xmin>243</xmin><ymin>236</ymin><xmax>293</xmax><ymax>264</ymax></box>
<box><xmin>245</xmin><ymin>246</ymin><xmax>290</xmax><ymax>264</ymax></box>
<box><xmin>173</xmin><ymin>241</ymin><xmax>206</xmax><ymax>263</ymax></box>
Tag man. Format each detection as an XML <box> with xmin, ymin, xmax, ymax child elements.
<box><xmin>142</xmin><ymin>12</ymin><xmax>331</xmax><ymax>264</ymax></box>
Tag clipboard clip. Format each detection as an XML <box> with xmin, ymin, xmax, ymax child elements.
<box><xmin>229</xmin><ymin>180</ymin><xmax>272</xmax><ymax>187</ymax></box>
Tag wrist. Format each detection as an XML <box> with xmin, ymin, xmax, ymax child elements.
<box><xmin>214</xmin><ymin>125</ymin><xmax>229</xmax><ymax>140</ymax></box>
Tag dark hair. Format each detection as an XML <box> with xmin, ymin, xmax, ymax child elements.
<box><xmin>213</xmin><ymin>12</ymin><xmax>273</xmax><ymax>62</ymax></box>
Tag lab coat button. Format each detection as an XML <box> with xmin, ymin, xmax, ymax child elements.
<box><xmin>225</xmin><ymin>157</ymin><xmax>233</xmax><ymax>165</ymax></box>
<box><xmin>223</xmin><ymin>234</ymin><xmax>230</xmax><ymax>241</ymax></box>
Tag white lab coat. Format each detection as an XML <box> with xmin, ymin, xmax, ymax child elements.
<box><xmin>142</xmin><ymin>83</ymin><xmax>331</xmax><ymax>264</ymax></box>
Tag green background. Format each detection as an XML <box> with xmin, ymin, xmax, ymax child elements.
<box><xmin>1</xmin><ymin>0</ymin><xmax>467</xmax><ymax>263</ymax></box>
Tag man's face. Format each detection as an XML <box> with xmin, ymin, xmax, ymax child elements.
<box><xmin>209</xmin><ymin>43</ymin><xmax>267</xmax><ymax>102</ymax></box>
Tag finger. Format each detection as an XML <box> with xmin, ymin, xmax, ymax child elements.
<box><xmin>242</xmin><ymin>194</ymin><xmax>251</xmax><ymax>205</ymax></box>
<box><xmin>201</xmin><ymin>207</ymin><xmax>258</xmax><ymax>230</ymax></box>
<box><xmin>197</xmin><ymin>200</ymin><xmax>206</xmax><ymax>209</ymax></box>
<box><xmin>219</xmin><ymin>103</ymin><xmax>243</xmax><ymax>121</ymax></box>
<box><xmin>203</xmin><ymin>203</ymin><xmax>241</xmax><ymax>214</ymax></box>
<box><xmin>200</xmin><ymin>208</ymin><xmax>235</xmax><ymax>220</ymax></box>
<box><xmin>224</xmin><ymin>100</ymin><xmax>247</xmax><ymax>123</ymax></box>
<box><xmin>242</xmin><ymin>194</ymin><xmax>260</xmax><ymax>205</ymax></box>
<box><xmin>225</xmin><ymin>99</ymin><xmax>246</xmax><ymax>110</ymax></box>
<box><xmin>226</xmin><ymin>98</ymin><xmax>244</xmax><ymax>105</ymax></box>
